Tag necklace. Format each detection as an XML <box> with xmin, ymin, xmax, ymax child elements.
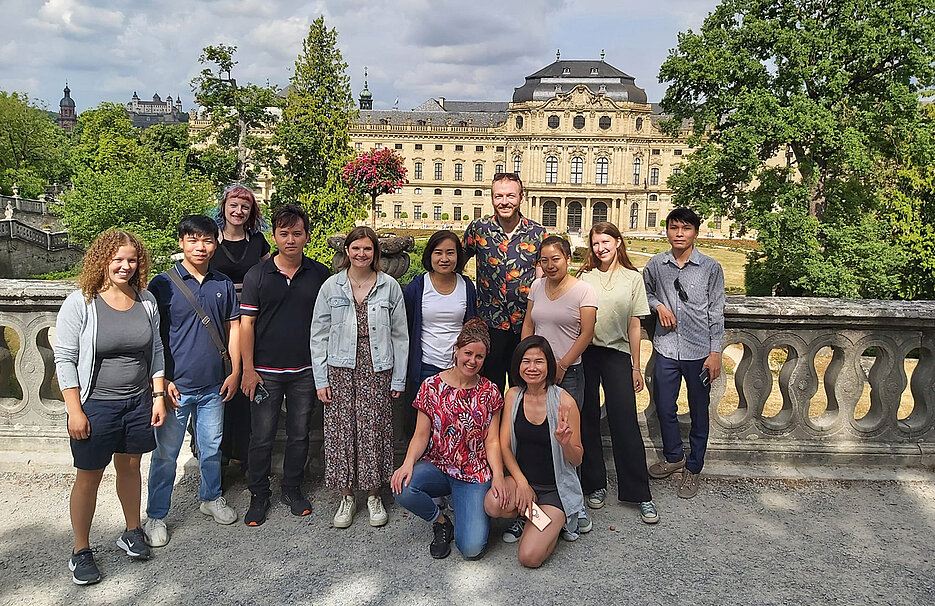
<box><xmin>598</xmin><ymin>265</ymin><xmax>617</xmax><ymax>291</ymax></box>
<box><xmin>545</xmin><ymin>274</ymin><xmax>572</xmax><ymax>300</ymax></box>
<box><xmin>349</xmin><ymin>272</ymin><xmax>376</xmax><ymax>289</ymax></box>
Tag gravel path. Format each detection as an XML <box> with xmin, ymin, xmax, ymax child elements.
<box><xmin>0</xmin><ymin>460</ymin><xmax>932</xmax><ymax>606</ymax></box>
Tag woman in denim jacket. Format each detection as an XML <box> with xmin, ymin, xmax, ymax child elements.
<box><xmin>311</xmin><ymin>226</ymin><xmax>408</xmax><ymax>529</ymax></box>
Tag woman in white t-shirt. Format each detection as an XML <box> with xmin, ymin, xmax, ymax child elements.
<box><xmin>404</xmin><ymin>230</ymin><xmax>477</xmax><ymax>393</ymax></box>
<box><xmin>576</xmin><ymin>221</ymin><xmax>657</xmax><ymax>525</ymax></box>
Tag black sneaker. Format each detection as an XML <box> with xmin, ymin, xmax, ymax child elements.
<box><xmin>430</xmin><ymin>516</ymin><xmax>454</xmax><ymax>559</ymax></box>
<box><xmin>68</xmin><ymin>547</ymin><xmax>101</xmax><ymax>585</ymax></box>
<box><xmin>244</xmin><ymin>493</ymin><xmax>271</xmax><ymax>527</ymax></box>
<box><xmin>281</xmin><ymin>486</ymin><xmax>312</xmax><ymax>516</ymax></box>
<box><xmin>116</xmin><ymin>527</ymin><xmax>151</xmax><ymax>560</ymax></box>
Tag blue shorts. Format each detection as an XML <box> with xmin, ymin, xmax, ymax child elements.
<box><xmin>70</xmin><ymin>393</ymin><xmax>156</xmax><ymax>470</ymax></box>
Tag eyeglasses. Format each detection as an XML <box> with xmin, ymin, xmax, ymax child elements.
<box><xmin>674</xmin><ymin>277</ymin><xmax>689</xmax><ymax>302</ymax></box>
<box><xmin>492</xmin><ymin>172</ymin><xmax>521</xmax><ymax>182</ymax></box>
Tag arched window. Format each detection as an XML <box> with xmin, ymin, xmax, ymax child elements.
<box><xmin>434</xmin><ymin>188</ymin><xmax>442</xmax><ymax>195</ymax></box>
<box><xmin>592</xmin><ymin>202</ymin><xmax>608</xmax><ymax>225</ymax></box>
<box><xmin>630</xmin><ymin>202</ymin><xmax>640</xmax><ymax>230</ymax></box>
<box><xmin>567</xmin><ymin>201</ymin><xmax>582</xmax><ymax>232</ymax></box>
<box><xmin>414</xmin><ymin>187</ymin><xmax>422</xmax><ymax>195</ymax></box>
<box><xmin>632</xmin><ymin>158</ymin><xmax>641</xmax><ymax>185</ymax></box>
<box><xmin>515</xmin><ymin>116</ymin><xmax>524</xmax><ymax>129</ymax></box>
<box><xmin>595</xmin><ymin>157</ymin><xmax>608</xmax><ymax>184</ymax></box>
<box><xmin>454</xmin><ymin>189</ymin><xmax>462</xmax><ymax>196</ymax></box>
<box><xmin>474</xmin><ymin>189</ymin><xmax>483</xmax><ymax>196</ymax></box>
<box><xmin>542</xmin><ymin>201</ymin><xmax>557</xmax><ymax>228</ymax></box>
<box><xmin>545</xmin><ymin>156</ymin><xmax>558</xmax><ymax>183</ymax></box>
<box><xmin>434</xmin><ymin>162</ymin><xmax>443</xmax><ymax>180</ymax></box>
<box><xmin>650</xmin><ymin>167</ymin><xmax>659</xmax><ymax>186</ymax></box>
<box><xmin>414</xmin><ymin>162</ymin><xmax>423</xmax><ymax>180</ymax></box>
<box><xmin>513</xmin><ymin>155</ymin><xmax>522</xmax><ymax>174</ymax></box>
<box><xmin>496</xmin><ymin>164</ymin><xmax>504</xmax><ymax>174</ymax></box>
<box><xmin>570</xmin><ymin>157</ymin><xmax>583</xmax><ymax>184</ymax></box>
<box><xmin>649</xmin><ymin>194</ymin><xmax>658</xmax><ymax>201</ymax></box>
<box><xmin>635</xmin><ymin>117</ymin><xmax>643</xmax><ymax>131</ymax></box>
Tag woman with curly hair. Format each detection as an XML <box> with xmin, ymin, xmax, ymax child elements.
<box><xmin>54</xmin><ymin>230</ymin><xmax>167</xmax><ymax>585</ymax></box>
<box><xmin>208</xmin><ymin>184</ymin><xmax>270</xmax><ymax>467</ymax></box>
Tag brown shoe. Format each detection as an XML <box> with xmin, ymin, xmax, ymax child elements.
<box><xmin>648</xmin><ymin>457</ymin><xmax>685</xmax><ymax>479</ymax></box>
<box><xmin>677</xmin><ymin>469</ymin><xmax>699</xmax><ymax>499</ymax></box>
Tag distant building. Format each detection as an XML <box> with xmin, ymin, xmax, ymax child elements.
<box><xmin>58</xmin><ymin>84</ymin><xmax>76</xmax><ymax>132</ymax></box>
<box><xmin>126</xmin><ymin>92</ymin><xmax>189</xmax><ymax>128</ymax></box>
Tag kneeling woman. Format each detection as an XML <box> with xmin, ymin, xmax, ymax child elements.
<box><xmin>392</xmin><ymin>319</ymin><xmax>506</xmax><ymax>559</ymax></box>
<box><xmin>485</xmin><ymin>335</ymin><xmax>585</xmax><ymax>568</ymax></box>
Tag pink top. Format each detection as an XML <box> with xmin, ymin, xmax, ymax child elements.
<box><xmin>528</xmin><ymin>278</ymin><xmax>598</xmax><ymax>365</ymax></box>
<box><xmin>414</xmin><ymin>374</ymin><xmax>504</xmax><ymax>483</ymax></box>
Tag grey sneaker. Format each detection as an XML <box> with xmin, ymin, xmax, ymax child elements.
<box><xmin>68</xmin><ymin>547</ymin><xmax>101</xmax><ymax>585</ymax></box>
<box><xmin>560</xmin><ymin>524</ymin><xmax>580</xmax><ymax>542</ymax></box>
<box><xmin>502</xmin><ymin>517</ymin><xmax>525</xmax><ymax>543</ymax></box>
<box><xmin>577</xmin><ymin>510</ymin><xmax>593</xmax><ymax>533</ymax></box>
<box><xmin>648</xmin><ymin>457</ymin><xmax>685</xmax><ymax>479</ymax></box>
<box><xmin>640</xmin><ymin>501</ymin><xmax>660</xmax><ymax>524</ymax></box>
<box><xmin>678</xmin><ymin>469</ymin><xmax>699</xmax><ymax>499</ymax></box>
<box><xmin>587</xmin><ymin>488</ymin><xmax>606</xmax><ymax>509</ymax></box>
<box><xmin>116</xmin><ymin>527</ymin><xmax>151</xmax><ymax>560</ymax></box>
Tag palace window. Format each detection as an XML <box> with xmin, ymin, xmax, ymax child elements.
<box><xmin>434</xmin><ymin>205</ymin><xmax>442</xmax><ymax>220</ymax></box>
<box><xmin>635</xmin><ymin>117</ymin><xmax>643</xmax><ymax>131</ymax></box>
<box><xmin>414</xmin><ymin>144</ymin><xmax>423</xmax><ymax>150</ymax></box>
<box><xmin>633</xmin><ymin>158</ymin><xmax>641</xmax><ymax>185</ymax></box>
<box><xmin>433</xmin><ymin>188</ymin><xmax>442</xmax><ymax>195</ymax></box>
<box><xmin>474</xmin><ymin>189</ymin><xmax>483</xmax><ymax>196</ymax></box>
<box><xmin>474</xmin><ymin>206</ymin><xmax>482</xmax><ymax>218</ymax></box>
<box><xmin>454</xmin><ymin>189</ymin><xmax>462</xmax><ymax>196</ymax></box>
<box><xmin>476</xmin><ymin>145</ymin><xmax>484</xmax><ymax>152</ymax></box>
<box><xmin>496</xmin><ymin>146</ymin><xmax>505</xmax><ymax>152</ymax></box>
<box><xmin>595</xmin><ymin>157</ymin><xmax>608</xmax><ymax>184</ymax></box>
<box><xmin>414</xmin><ymin>162</ymin><xmax>422</xmax><ymax>179</ymax></box>
<box><xmin>647</xmin><ymin>211</ymin><xmax>657</xmax><ymax>228</ymax></box>
<box><xmin>573</xmin><ymin>115</ymin><xmax>585</xmax><ymax>129</ymax></box>
<box><xmin>414</xmin><ymin>204</ymin><xmax>422</xmax><ymax>218</ymax></box>
<box><xmin>455</xmin><ymin>145</ymin><xmax>464</xmax><ymax>151</ymax></box>
<box><xmin>570</xmin><ymin>157</ymin><xmax>583</xmax><ymax>184</ymax></box>
<box><xmin>514</xmin><ymin>155</ymin><xmax>522</xmax><ymax>174</ymax></box>
<box><xmin>474</xmin><ymin>164</ymin><xmax>483</xmax><ymax>181</ymax></box>
<box><xmin>651</xmin><ymin>149</ymin><xmax>661</xmax><ymax>155</ymax></box>
<box><xmin>542</xmin><ymin>201</ymin><xmax>557</xmax><ymax>228</ymax></box>
<box><xmin>548</xmin><ymin>115</ymin><xmax>560</xmax><ymax>129</ymax></box>
<box><xmin>674</xmin><ymin>149</ymin><xmax>683</xmax><ymax>156</ymax></box>
<box><xmin>515</xmin><ymin>116</ymin><xmax>523</xmax><ymax>129</ymax></box>
<box><xmin>414</xmin><ymin>187</ymin><xmax>422</xmax><ymax>195</ymax></box>
<box><xmin>599</xmin><ymin>116</ymin><xmax>611</xmax><ymax>130</ymax></box>
<box><xmin>454</xmin><ymin>163</ymin><xmax>463</xmax><ymax>181</ymax></box>
<box><xmin>434</xmin><ymin>162</ymin><xmax>442</xmax><ymax>180</ymax></box>
<box><xmin>630</xmin><ymin>203</ymin><xmax>639</xmax><ymax>230</ymax></box>
<box><xmin>453</xmin><ymin>206</ymin><xmax>461</xmax><ymax>220</ymax></box>
<box><xmin>650</xmin><ymin>167</ymin><xmax>659</xmax><ymax>186</ymax></box>
<box><xmin>672</xmin><ymin>167</ymin><xmax>682</xmax><ymax>176</ymax></box>
<box><xmin>394</xmin><ymin>143</ymin><xmax>402</xmax><ymax>149</ymax></box>
<box><xmin>394</xmin><ymin>204</ymin><xmax>402</xmax><ymax>219</ymax></box>
<box><xmin>545</xmin><ymin>156</ymin><xmax>558</xmax><ymax>183</ymax></box>
<box><xmin>435</xmin><ymin>144</ymin><xmax>443</xmax><ymax>150</ymax></box>
<box><xmin>496</xmin><ymin>164</ymin><xmax>504</xmax><ymax>174</ymax></box>
<box><xmin>592</xmin><ymin>202</ymin><xmax>608</xmax><ymax>224</ymax></box>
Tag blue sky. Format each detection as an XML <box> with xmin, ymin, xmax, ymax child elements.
<box><xmin>0</xmin><ymin>0</ymin><xmax>715</xmax><ymax>114</ymax></box>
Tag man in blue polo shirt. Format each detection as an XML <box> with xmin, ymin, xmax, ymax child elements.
<box><xmin>142</xmin><ymin>215</ymin><xmax>241</xmax><ymax>547</ymax></box>
<box><xmin>240</xmin><ymin>204</ymin><xmax>330</xmax><ymax>527</ymax></box>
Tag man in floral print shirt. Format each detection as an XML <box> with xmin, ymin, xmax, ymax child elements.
<box><xmin>464</xmin><ymin>172</ymin><xmax>545</xmax><ymax>394</ymax></box>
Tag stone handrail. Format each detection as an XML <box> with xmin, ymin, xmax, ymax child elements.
<box><xmin>0</xmin><ymin>219</ymin><xmax>78</xmax><ymax>252</ymax></box>
<box><xmin>0</xmin><ymin>195</ymin><xmax>50</xmax><ymax>215</ymax></box>
<box><xmin>1</xmin><ymin>279</ymin><xmax>932</xmax><ymax>467</ymax></box>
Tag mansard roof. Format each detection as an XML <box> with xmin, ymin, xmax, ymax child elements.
<box><xmin>512</xmin><ymin>59</ymin><xmax>648</xmax><ymax>104</ymax></box>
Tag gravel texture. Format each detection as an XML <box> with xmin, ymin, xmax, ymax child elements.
<box><xmin>0</xmin><ymin>459</ymin><xmax>933</xmax><ymax>606</ymax></box>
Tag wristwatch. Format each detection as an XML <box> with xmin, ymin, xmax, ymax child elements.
<box><xmin>152</xmin><ymin>391</ymin><xmax>166</xmax><ymax>398</ymax></box>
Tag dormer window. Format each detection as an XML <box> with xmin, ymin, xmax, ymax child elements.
<box><xmin>590</xmin><ymin>67</ymin><xmax>599</xmax><ymax>75</ymax></box>
<box><xmin>562</xmin><ymin>67</ymin><xmax>571</xmax><ymax>75</ymax></box>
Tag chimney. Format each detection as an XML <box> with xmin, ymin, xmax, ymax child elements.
<box><xmin>438</xmin><ymin>97</ymin><xmax>445</xmax><ymax>110</ymax></box>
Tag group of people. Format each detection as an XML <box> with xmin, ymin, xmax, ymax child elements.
<box><xmin>55</xmin><ymin>172</ymin><xmax>724</xmax><ymax>585</ymax></box>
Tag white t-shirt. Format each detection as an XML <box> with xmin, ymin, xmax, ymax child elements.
<box><xmin>528</xmin><ymin>278</ymin><xmax>598</xmax><ymax>365</ymax></box>
<box><xmin>421</xmin><ymin>275</ymin><xmax>467</xmax><ymax>368</ymax></box>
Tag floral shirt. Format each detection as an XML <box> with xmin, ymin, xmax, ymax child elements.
<box><xmin>464</xmin><ymin>214</ymin><xmax>545</xmax><ymax>333</ymax></box>
<box><xmin>414</xmin><ymin>374</ymin><xmax>504</xmax><ymax>483</ymax></box>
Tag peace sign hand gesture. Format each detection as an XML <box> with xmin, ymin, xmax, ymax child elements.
<box><xmin>554</xmin><ymin>401</ymin><xmax>574</xmax><ymax>447</ymax></box>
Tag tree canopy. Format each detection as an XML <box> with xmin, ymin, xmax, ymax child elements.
<box><xmin>271</xmin><ymin>16</ymin><xmax>364</xmax><ymax>261</ymax></box>
<box><xmin>0</xmin><ymin>91</ymin><xmax>70</xmax><ymax>198</ymax></box>
<box><xmin>659</xmin><ymin>0</ymin><xmax>935</xmax><ymax>298</ymax></box>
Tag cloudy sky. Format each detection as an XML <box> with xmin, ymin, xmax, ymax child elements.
<box><xmin>0</xmin><ymin>0</ymin><xmax>715</xmax><ymax>114</ymax></box>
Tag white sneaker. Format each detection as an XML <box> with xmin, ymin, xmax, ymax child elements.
<box><xmin>333</xmin><ymin>495</ymin><xmax>356</xmax><ymax>528</ymax></box>
<box><xmin>367</xmin><ymin>495</ymin><xmax>388</xmax><ymax>527</ymax></box>
<box><xmin>199</xmin><ymin>496</ymin><xmax>238</xmax><ymax>525</ymax></box>
<box><xmin>141</xmin><ymin>517</ymin><xmax>169</xmax><ymax>547</ymax></box>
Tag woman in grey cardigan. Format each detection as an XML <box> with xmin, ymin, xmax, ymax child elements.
<box><xmin>484</xmin><ymin>335</ymin><xmax>586</xmax><ymax>568</ymax></box>
<box><xmin>54</xmin><ymin>230</ymin><xmax>167</xmax><ymax>586</ymax></box>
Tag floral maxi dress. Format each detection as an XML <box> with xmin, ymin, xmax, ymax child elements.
<box><xmin>324</xmin><ymin>296</ymin><xmax>394</xmax><ymax>491</ymax></box>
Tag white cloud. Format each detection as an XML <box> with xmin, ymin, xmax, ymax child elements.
<box><xmin>30</xmin><ymin>0</ymin><xmax>124</xmax><ymax>37</ymax></box>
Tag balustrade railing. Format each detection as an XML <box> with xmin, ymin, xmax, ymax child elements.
<box><xmin>1</xmin><ymin>280</ymin><xmax>932</xmax><ymax>467</ymax></box>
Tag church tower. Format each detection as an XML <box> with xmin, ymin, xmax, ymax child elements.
<box><xmin>58</xmin><ymin>84</ymin><xmax>76</xmax><ymax>132</ymax></box>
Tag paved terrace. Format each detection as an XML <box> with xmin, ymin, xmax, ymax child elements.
<box><xmin>0</xmin><ymin>457</ymin><xmax>932</xmax><ymax>606</ymax></box>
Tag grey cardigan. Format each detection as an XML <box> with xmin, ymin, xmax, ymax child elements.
<box><xmin>509</xmin><ymin>385</ymin><xmax>585</xmax><ymax>533</ymax></box>
<box><xmin>54</xmin><ymin>289</ymin><xmax>165</xmax><ymax>404</ymax></box>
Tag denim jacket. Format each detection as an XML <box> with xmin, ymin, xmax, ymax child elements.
<box><xmin>310</xmin><ymin>270</ymin><xmax>409</xmax><ymax>392</ymax></box>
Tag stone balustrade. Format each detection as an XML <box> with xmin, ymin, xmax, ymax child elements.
<box><xmin>1</xmin><ymin>278</ymin><xmax>932</xmax><ymax>467</ymax></box>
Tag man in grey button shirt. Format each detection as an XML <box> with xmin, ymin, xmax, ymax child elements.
<box><xmin>643</xmin><ymin>208</ymin><xmax>725</xmax><ymax>499</ymax></box>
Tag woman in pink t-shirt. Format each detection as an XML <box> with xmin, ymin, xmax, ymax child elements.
<box><xmin>521</xmin><ymin>235</ymin><xmax>597</xmax><ymax>411</ymax></box>
<box><xmin>391</xmin><ymin>318</ymin><xmax>507</xmax><ymax>560</ymax></box>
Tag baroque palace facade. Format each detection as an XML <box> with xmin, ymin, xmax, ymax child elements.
<box><xmin>350</xmin><ymin>56</ymin><xmax>728</xmax><ymax>235</ymax></box>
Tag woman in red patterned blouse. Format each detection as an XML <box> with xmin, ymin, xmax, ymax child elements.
<box><xmin>392</xmin><ymin>318</ymin><xmax>508</xmax><ymax>559</ymax></box>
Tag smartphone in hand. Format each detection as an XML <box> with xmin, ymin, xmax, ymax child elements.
<box><xmin>699</xmin><ymin>367</ymin><xmax>710</xmax><ymax>387</ymax></box>
<box><xmin>524</xmin><ymin>502</ymin><xmax>552</xmax><ymax>531</ymax></box>
<box><xmin>253</xmin><ymin>383</ymin><xmax>270</xmax><ymax>404</ymax></box>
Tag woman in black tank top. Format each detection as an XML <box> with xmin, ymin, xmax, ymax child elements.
<box><xmin>484</xmin><ymin>336</ymin><xmax>583</xmax><ymax>568</ymax></box>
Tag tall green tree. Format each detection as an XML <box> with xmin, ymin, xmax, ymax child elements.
<box><xmin>271</xmin><ymin>16</ymin><xmax>364</xmax><ymax>261</ymax></box>
<box><xmin>658</xmin><ymin>0</ymin><xmax>935</xmax><ymax>298</ymax></box>
<box><xmin>0</xmin><ymin>91</ymin><xmax>69</xmax><ymax>197</ymax></box>
<box><xmin>191</xmin><ymin>44</ymin><xmax>281</xmax><ymax>184</ymax></box>
<box><xmin>70</xmin><ymin>103</ymin><xmax>140</xmax><ymax>172</ymax></box>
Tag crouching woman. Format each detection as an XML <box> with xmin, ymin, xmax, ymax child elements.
<box><xmin>392</xmin><ymin>318</ymin><xmax>506</xmax><ymax>559</ymax></box>
<box><xmin>484</xmin><ymin>335</ymin><xmax>585</xmax><ymax>568</ymax></box>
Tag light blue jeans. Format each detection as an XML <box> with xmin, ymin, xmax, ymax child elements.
<box><xmin>394</xmin><ymin>460</ymin><xmax>491</xmax><ymax>559</ymax></box>
<box><xmin>147</xmin><ymin>385</ymin><xmax>224</xmax><ymax>519</ymax></box>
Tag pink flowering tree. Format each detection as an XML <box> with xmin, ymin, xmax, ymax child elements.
<box><xmin>342</xmin><ymin>148</ymin><xmax>408</xmax><ymax>228</ymax></box>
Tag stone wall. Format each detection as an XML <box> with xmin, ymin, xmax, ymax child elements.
<box><xmin>1</xmin><ymin>279</ymin><xmax>932</xmax><ymax>468</ymax></box>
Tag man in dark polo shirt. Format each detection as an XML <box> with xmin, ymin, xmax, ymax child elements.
<box><xmin>240</xmin><ymin>204</ymin><xmax>330</xmax><ymax>526</ymax></box>
<box><xmin>143</xmin><ymin>215</ymin><xmax>241</xmax><ymax>548</ymax></box>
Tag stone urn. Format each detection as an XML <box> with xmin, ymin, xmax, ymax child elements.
<box><xmin>327</xmin><ymin>233</ymin><xmax>415</xmax><ymax>279</ymax></box>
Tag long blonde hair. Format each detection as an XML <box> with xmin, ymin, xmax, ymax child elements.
<box><xmin>77</xmin><ymin>230</ymin><xmax>150</xmax><ymax>300</ymax></box>
<box><xmin>577</xmin><ymin>221</ymin><xmax>636</xmax><ymax>275</ymax></box>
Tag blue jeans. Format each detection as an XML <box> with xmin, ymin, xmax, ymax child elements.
<box><xmin>147</xmin><ymin>385</ymin><xmax>225</xmax><ymax>519</ymax></box>
<box><xmin>653</xmin><ymin>354</ymin><xmax>710</xmax><ymax>474</ymax></box>
<box><xmin>559</xmin><ymin>363</ymin><xmax>585</xmax><ymax>411</ymax></box>
<box><xmin>395</xmin><ymin>460</ymin><xmax>491</xmax><ymax>559</ymax></box>
<box><xmin>419</xmin><ymin>363</ymin><xmax>446</xmax><ymax>384</ymax></box>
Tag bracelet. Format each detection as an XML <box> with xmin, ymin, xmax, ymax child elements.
<box><xmin>152</xmin><ymin>391</ymin><xmax>166</xmax><ymax>398</ymax></box>
<box><xmin>558</xmin><ymin>362</ymin><xmax>568</xmax><ymax>371</ymax></box>
<box><xmin>633</xmin><ymin>368</ymin><xmax>642</xmax><ymax>373</ymax></box>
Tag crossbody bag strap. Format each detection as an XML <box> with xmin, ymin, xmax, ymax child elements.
<box><xmin>166</xmin><ymin>267</ymin><xmax>230</xmax><ymax>362</ymax></box>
